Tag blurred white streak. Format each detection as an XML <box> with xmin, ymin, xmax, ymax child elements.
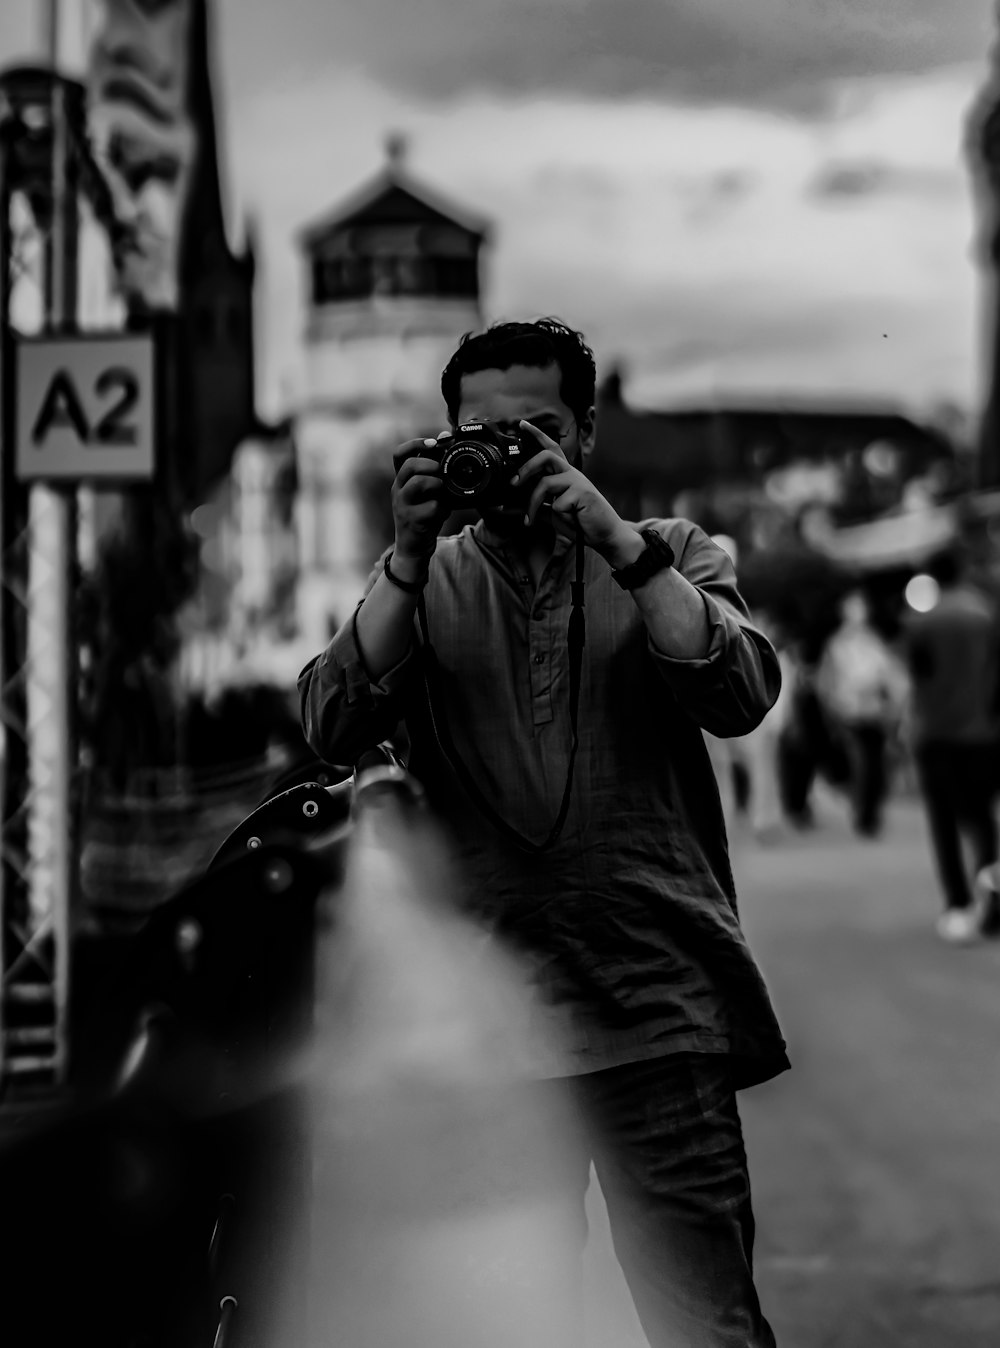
<box><xmin>293</xmin><ymin>799</ymin><xmax>587</xmax><ymax>1348</ymax></box>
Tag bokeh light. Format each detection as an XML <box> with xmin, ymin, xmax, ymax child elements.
<box><xmin>904</xmin><ymin>573</ymin><xmax>940</xmax><ymax>612</ymax></box>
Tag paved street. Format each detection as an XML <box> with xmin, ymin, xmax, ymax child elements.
<box><xmin>582</xmin><ymin>789</ymin><xmax>1000</xmax><ymax>1347</ymax></box>
<box><xmin>6</xmin><ymin>784</ymin><xmax>998</xmax><ymax>1346</ymax></box>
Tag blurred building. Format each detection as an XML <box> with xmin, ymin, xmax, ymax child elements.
<box><xmin>294</xmin><ymin>136</ymin><xmax>491</xmax><ymax>647</ymax></box>
<box><xmin>178</xmin><ymin>421</ymin><xmax>298</xmax><ymax>692</ymax></box>
<box><xmin>590</xmin><ymin>374</ymin><xmax>961</xmax><ymax>546</ymax></box>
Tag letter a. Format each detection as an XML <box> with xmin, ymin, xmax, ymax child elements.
<box><xmin>31</xmin><ymin>370</ymin><xmax>90</xmax><ymax>445</ymax></box>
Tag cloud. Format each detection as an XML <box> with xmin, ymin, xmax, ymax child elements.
<box><xmin>809</xmin><ymin>160</ymin><xmax>962</xmax><ymax>201</ymax></box>
<box><xmin>218</xmin><ymin>0</ymin><xmax>995</xmax><ymax>116</ymax></box>
<box><xmin>231</xmin><ymin>65</ymin><xmax>983</xmax><ymax>423</ymax></box>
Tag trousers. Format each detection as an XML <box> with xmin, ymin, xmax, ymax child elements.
<box><xmin>843</xmin><ymin>719</ymin><xmax>888</xmax><ymax>835</ymax></box>
<box><xmin>914</xmin><ymin>741</ymin><xmax>998</xmax><ymax>911</ymax></box>
<box><xmin>558</xmin><ymin>1052</ymin><xmax>777</xmax><ymax>1348</ymax></box>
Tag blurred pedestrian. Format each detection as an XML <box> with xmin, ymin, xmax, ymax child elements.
<box><xmin>730</xmin><ymin>612</ymin><xmax>796</xmax><ymax>841</ymax></box>
<box><xmin>817</xmin><ymin>589</ymin><xmax>907</xmax><ymax>837</ymax></box>
<box><xmin>903</xmin><ymin>550</ymin><xmax>1000</xmax><ymax>943</ymax></box>
<box><xmin>775</xmin><ymin>647</ymin><xmax>824</xmax><ymax>828</ymax></box>
<box><xmin>776</xmin><ymin>639</ymin><xmax>848</xmax><ymax>828</ymax></box>
<box><xmin>300</xmin><ymin>318</ymin><xmax>787</xmax><ymax>1346</ymax></box>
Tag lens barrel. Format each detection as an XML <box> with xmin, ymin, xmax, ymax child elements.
<box><xmin>440</xmin><ymin>440</ymin><xmax>502</xmax><ymax>500</ymax></box>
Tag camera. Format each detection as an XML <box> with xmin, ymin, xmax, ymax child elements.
<box><xmin>433</xmin><ymin>420</ymin><xmax>536</xmax><ymax>508</ymax></box>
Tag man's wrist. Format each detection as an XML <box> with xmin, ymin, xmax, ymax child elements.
<box><xmin>597</xmin><ymin>525</ymin><xmax>646</xmax><ymax>570</ymax></box>
<box><xmin>388</xmin><ymin>548</ymin><xmax>431</xmax><ymax>586</ymax></box>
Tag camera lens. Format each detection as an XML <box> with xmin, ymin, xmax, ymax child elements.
<box><xmin>441</xmin><ymin>443</ymin><xmax>499</xmax><ymax>499</ymax></box>
<box><xmin>450</xmin><ymin>451</ymin><xmax>488</xmax><ymax>491</ymax></box>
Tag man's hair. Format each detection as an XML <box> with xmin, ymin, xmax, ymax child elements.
<box><xmin>440</xmin><ymin>317</ymin><xmax>597</xmax><ymax>427</ymax></box>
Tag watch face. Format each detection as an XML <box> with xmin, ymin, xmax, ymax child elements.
<box><xmin>641</xmin><ymin>529</ymin><xmax>674</xmax><ymax>567</ymax></box>
<box><xmin>613</xmin><ymin>529</ymin><xmax>673</xmax><ymax>588</ymax></box>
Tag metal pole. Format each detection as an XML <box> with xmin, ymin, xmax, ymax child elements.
<box><xmin>0</xmin><ymin>111</ymin><xmax>20</xmax><ymax>1090</ymax></box>
<box><xmin>44</xmin><ymin>0</ymin><xmax>61</xmax><ymax>69</ymax></box>
<box><xmin>26</xmin><ymin>71</ymin><xmax>79</xmax><ymax>1085</ymax></box>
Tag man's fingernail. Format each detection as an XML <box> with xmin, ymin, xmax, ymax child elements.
<box><xmin>424</xmin><ymin>438</ymin><xmax>437</xmax><ymax>447</ymax></box>
<box><xmin>524</xmin><ymin>514</ymin><xmax>530</xmax><ymax>525</ymax></box>
<box><xmin>511</xmin><ymin>474</ymin><xmax>519</xmax><ymax>485</ymax></box>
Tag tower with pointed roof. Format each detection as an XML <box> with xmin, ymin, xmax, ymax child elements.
<box><xmin>294</xmin><ymin>135</ymin><xmax>491</xmax><ymax>643</ymax></box>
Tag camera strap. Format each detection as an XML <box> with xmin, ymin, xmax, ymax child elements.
<box><xmin>416</xmin><ymin>530</ymin><xmax>586</xmax><ymax>854</ymax></box>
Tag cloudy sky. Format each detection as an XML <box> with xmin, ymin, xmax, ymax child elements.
<box><xmin>2</xmin><ymin>0</ymin><xmax>999</xmax><ymax>418</ymax></box>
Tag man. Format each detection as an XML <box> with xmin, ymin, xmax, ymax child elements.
<box><xmin>903</xmin><ymin>548</ymin><xmax>1000</xmax><ymax>943</ymax></box>
<box><xmin>299</xmin><ymin>318</ymin><xmax>788</xmax><ymax>1346</ymax></box>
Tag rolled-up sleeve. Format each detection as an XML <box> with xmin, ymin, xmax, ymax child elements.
<box><xmin>646</xmin><ymin>521</ymin><xmax>781</xmax><ymax>739</ymax></box>
<box><xmin>297</xmin><ymin>566</ymin><xmax>419</xmax><ymax>766</ymax></box>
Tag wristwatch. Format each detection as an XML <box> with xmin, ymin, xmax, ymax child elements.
<box><xmin>610</xmin><ymin>527</ymin><xmax>675</xmax><ymax>590</ymax></box>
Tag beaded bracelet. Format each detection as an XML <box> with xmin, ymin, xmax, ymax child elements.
<box><xmin>383</xmin><ymin>550</ymin><xmax>427</xmax><ymax>594</ymax></box>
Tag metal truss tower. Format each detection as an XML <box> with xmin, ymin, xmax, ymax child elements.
<box><xmin>0</xmin><ymin>65</ymin><xmax>122</xmax><ymax>1092</ymax></box>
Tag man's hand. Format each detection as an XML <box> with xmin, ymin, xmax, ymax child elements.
<box><xmin>391</xmin><ymin>436</ymin><xmax>451</xmax><ymax>572</ymax></box>
<box><xmin>512</xmin><ymin>421</ymin><xmax>644</xmax><ymax>566</ymax></box>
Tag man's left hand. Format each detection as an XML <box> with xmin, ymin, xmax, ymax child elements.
<box><xmin>513</xmin><ymin>421</ymin><xmax>644</xmax><ymax>566</ymax></box>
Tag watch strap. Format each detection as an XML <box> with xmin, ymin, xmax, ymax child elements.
<box><xmin>611</xmin><ymin>528</ymin><xmax>675</xmax><ymax>590</ymax></box>
<box><xmin>384</xmin><ymin>550</ymin><xmax>428</xmax><ymax>594</ymax></box>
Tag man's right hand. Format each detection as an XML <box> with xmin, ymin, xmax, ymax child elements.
<box><xmin>391</xmin><ymin>437</ymin><xmax>451</xmax><ymax>570</ymax></box>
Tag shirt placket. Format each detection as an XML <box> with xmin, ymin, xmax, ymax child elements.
<box><xmin>527</xmin><ymin>546</ymin><xmax>573</xmax><ymax>729</ymax></box>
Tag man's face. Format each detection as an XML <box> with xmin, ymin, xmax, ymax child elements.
<box><xmin>454</xmin><ymin>363</ymin><xmax>595</xmax><ymax>531</ymax></box>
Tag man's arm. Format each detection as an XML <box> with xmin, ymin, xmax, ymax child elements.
<box><xmin>597</xmin><ymin>524</ymin><xmax>711</xmax><ymax>660</ymax></box>
<box><xmin>512</xmin><ymin>439</ymin><xmax>780</xmax><ymax>738</ymax></box>
<box><xmin>297</xmin><ymin>553</ymin><xmax>418</xmax><ymax>767</ymax></box>
<box><xmin>298</xmin><ymin>441</ymin><xmax>450</xmax><ymax>765</ymax></box>
<box><xmin>600</xmin><ymin>519</ymin><xmax>781</xmax><ymax>739</ymax></box>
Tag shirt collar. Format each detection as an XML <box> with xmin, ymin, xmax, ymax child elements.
<box><xmin>473</xmin><ymin>515</ymin><xmax>575</xmax><ymax>560</ymax></box>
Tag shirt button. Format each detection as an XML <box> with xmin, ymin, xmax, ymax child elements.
<box><xmin>533</xmin><ymin>653</ymin><xmax>545</xmax><ymax>664</ymax></box>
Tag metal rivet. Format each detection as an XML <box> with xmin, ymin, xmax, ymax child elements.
<box><xmin>246</xmin><ymin>835</ymin><xmax>262</xmax><ymax>850</ymax></box>
<box><xmin>302</xmin><ymin>799</ymin><xmax>320</xmax><ymax>818</ymax></box>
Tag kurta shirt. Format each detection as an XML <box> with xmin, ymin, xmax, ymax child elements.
<box><xmin>298</xmin><ymin>516</ymin><xmax>789</xmax><ymax>1088</ymax></box>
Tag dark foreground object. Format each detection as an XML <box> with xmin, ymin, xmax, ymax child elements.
<box><xmin>0</xmin><ymin>839</ymin><xmax>330</xmax><ymax>1348</ymax></box>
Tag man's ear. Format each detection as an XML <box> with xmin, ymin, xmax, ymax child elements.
<box><xmin>579</xmin><ymin>405</ymin><xmax>597</xmax><ymax>458</ymax></box>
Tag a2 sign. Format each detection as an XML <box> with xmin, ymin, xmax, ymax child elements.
<box><xmin>14</xmin><ymin>333</ymin><xmax>156</xmax><ymax>483</ymax></box>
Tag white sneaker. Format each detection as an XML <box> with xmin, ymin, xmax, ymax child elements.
<box><xmin>936</xmin><ymin>908</ymin><xmax>981</xmax><ymax>945</ymax></box>
<box><xmin>974</xmin><ymin>864</ymin><xmax>1000</xmax><ymax>937</ymax></box>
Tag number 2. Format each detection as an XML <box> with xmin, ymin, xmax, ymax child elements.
<box><xmin>93</xmin><ymin>368</ymin><xmax>139</xmax><ymax>446</ymax></box>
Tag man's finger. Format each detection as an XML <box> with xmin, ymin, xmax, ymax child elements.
<box><xmin>392</xmin><ymin>438</ymin><xmax>445</xmax><ymax>473</ymax></box>
<box><xmin>409</xmin><ymin>499</ymin><xmax>445</xmax><ymax>523</ymax></box>
<box><xmin>518</xmin><ymin>419</ymin><xmax>559</xmax><ymax>450</ymax></box>
<box><xmin>525</xmin><ymin>473</ymin><xmax>572</xmax><ymax>526</ymax></box>
<box><xmin>403</xmin><ymin>474</ymin><xmax>447</xmax><ymax>496</ymax></box>
<box><xmin>511</xmin><ymin>449</ymin><xmax>561</xmax><ymax>488</ymax></box>
<box><xmin>397</xmin><ymin>456</ymin><xmax>444</xmax><ymax>482</ymax></box>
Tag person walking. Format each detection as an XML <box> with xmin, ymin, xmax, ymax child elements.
<box><xmin>903</xmin><ymin>550</ymin><xmax>1000</xmax><ymax>943</ymax></box>
<box><xmin>725</xmin><ymin>612</ymin><xmax>796</xmax><ymax>841</ymax></box>
<box><xmin>817</xmin><ymin>589</ymin><xmax>906</xmax><ymax>837</ymax></box>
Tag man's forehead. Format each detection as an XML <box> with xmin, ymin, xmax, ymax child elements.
<box><xmin>457</xmin><ymin>363</ymin><xmax>566</xmax><ymax>414</ymax></box>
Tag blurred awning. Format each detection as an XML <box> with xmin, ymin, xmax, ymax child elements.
<box><xmin>803</xmin><ymin>504</ymin><xmax>958</xmax><ymax>571</ymax></box>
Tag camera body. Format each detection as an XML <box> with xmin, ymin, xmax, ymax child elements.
<box><xmin>432</xmin><ymin>420</ymin><xmax>536</xmax><ymax>508</ymax></box>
